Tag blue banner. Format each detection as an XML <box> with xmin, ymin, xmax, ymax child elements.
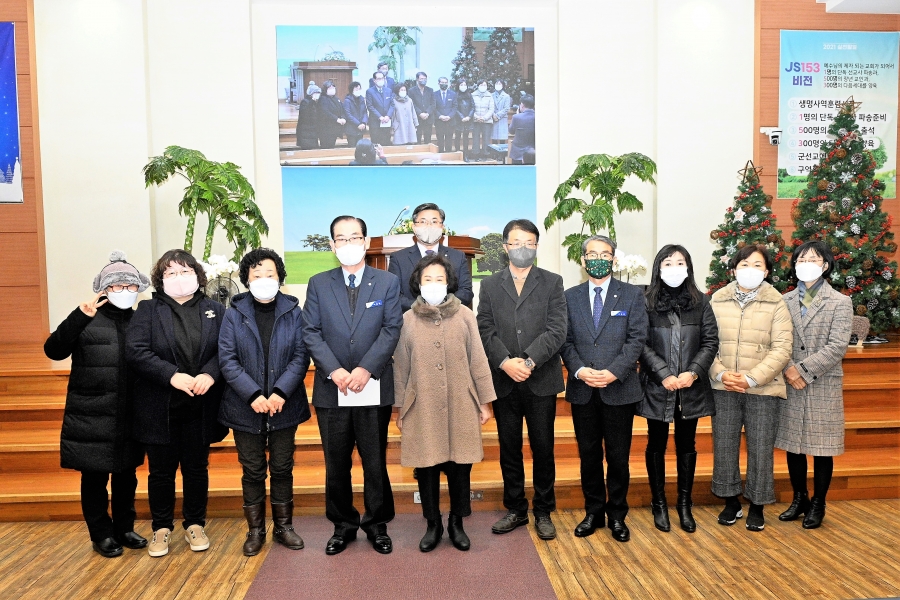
<box><xmin>0</xmin><ymin>22</ymin><xmax>21</xmax><ymax>203</ymax></box>
<box><xmin>778</xmin><ymin>30</ymin><xmax>899</xmax><ymax>199</ymax></box>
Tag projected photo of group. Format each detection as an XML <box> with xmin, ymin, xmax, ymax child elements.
<box><xmin>276</xmin><ymin>26</ymin><xmax>538</xmax><ymax>284</ymax></box>
<box><xmin>277</xmin><ymin>26</ymin><xmax>536</xmax><ymax>166</ymax></box>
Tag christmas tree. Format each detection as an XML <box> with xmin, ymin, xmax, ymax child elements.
<box><xmin>707</xmin><ymin>160</ymin><xmax>791</xmax><ymax>294</ymax></box>
<box><xmin>790</xmin><ymin>96</ymin><xmax>899</xmax><ymax>333</ymax></box>
<box><xmin>480</xmin><ymin>28</ymin><xmax>524</xmax><ymax>100</ymax></box>
<box><xmin>450</xmin><ymin>33</ymin><xmax>480</xmax><ymax>85</ymax></box>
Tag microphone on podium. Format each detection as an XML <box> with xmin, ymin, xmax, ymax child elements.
<box><xmin>388</xmin><ymin>206</ymin><xmax>410</xmax><ymax>234</ymax></box>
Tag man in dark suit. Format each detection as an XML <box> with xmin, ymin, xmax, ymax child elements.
<box><xmin>301</xmin><ymin>215</ymin><xmax>402</xmax><ymax>555</ymax></box>
<box><xmin>509</xmin><ymin>95</ymin><xmax>535</xmax><ymax>164</ymax></box>
<box><xmin>366</xmin><ymin>71</ymin><xmax>394</xmax><ymax>147</ymax></box>
<box><xmin>387</xmin><ymin>202</ymin><xmax>473</xmax><ymax>312</ymax></box>
<box><xmin>409</xmin><ymin>71</ymin><xmax>435</xmax><ymax>145</ymax></box>
<box><xmin>477</xmin><ymin>219</ymin><xmax>567</xmax><ymax>541</ymax></box>
<box><xmin>560</xmin><ymin>234</ymin><xmax>648</xmax><ymax>542</ymax></box>
<box><xmin>433</xmin><ymin>76</ymin><xmax>457</xmax><ymax>153</ymax></box>
<box><xmin>367</xmin><ymin>62</ymin><xmax>396</xmax><ymax>93</ymax></box>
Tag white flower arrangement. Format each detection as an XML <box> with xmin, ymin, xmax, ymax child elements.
<box><xmin>199</xmin><ymin>254</ymin><xmax>239</xmax><ymax>280</ymax></box>
<box><xmin>614</xmin><ymin>250</ymin><xmax>648</xmax><ymax>283</ymax></box>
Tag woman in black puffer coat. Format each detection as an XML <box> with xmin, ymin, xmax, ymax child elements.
<box><xmin>44</xmin><ymin>250</ymin><xmax>151</xmax><ymax>558</ymax></box>
<box><xmin>638</xmin><ymin>244</ymin><xmax>718</xmax><ymax>534</ymax></box>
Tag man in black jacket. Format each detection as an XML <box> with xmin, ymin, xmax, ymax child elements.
<box><xmin>409</xmin><ymin>71</ymin><xmax>435</xmax><ymax>145</ymax></box>
<box><xmin>476</xmin><ymin>219</ymin><xmax>567</xmax><ymax>540</ymax></box>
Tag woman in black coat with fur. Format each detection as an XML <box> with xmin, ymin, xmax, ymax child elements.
<box><xmin>638</xmin><ymin>245</ymin><xmax>718</xmax><ymax>533</ymax></box>
<box><xmin>126</xmin><ymin>249</ymin><xmax>227</xmax><ymax>558</ymax></box>
<box><xmin>44</xmin><ymin>250</ymin><xmax>151</xmax><ymax>558</ymax></box>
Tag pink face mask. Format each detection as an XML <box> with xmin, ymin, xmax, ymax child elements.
<box><xmin>163</xmin><ymin>273</ymin><xmax>199</xmax><ymax>298</ymax></box>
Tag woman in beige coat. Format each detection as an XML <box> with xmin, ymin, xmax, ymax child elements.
<box><xmin>776</xmin><ymin>241</ymin><xmax>852</xmax><ymax>529</ymax></box>
<box><xmin>394</xmin><ymin>254</ymin><xmax>495</xmax><ymax>552</ymax></box>
<box><xmin>709</xmin><ymin>244</ymin><xmax>793</xmax><ymax>532</ymax></box>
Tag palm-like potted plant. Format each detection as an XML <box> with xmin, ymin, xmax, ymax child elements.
<box><xmin>544</xmin><ymin>152</ymin><xmax>657</xmax><ymax>263</ymax></box>
<box><xmin>142</xmin><ymin>146</ymin><xmax>268</xmax><ymax>261</ymax></box>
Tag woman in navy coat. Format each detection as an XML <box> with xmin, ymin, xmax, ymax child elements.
<box><xmin>218</xmin><ymin>248</ymin><xmax>311</xmax><ymax>556</ymax></box>
<box><xmin>343</xmin><ymin>81</ymin><xmax>368</xmax><ymax>149</ymax></box>
<box><xmin>126</xmin><ymin>249</ymin><xmax>227</xmax><ymax>558</ymax></box>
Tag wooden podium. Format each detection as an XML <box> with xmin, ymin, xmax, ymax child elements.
<box><xmin>366</xmin><ymin>234</ymin><xmax>482</xmax><ymax>272</ymax></box>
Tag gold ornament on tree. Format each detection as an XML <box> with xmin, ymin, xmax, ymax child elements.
<box><xmin>855</xmin><ymin>304</ymin><xmax>868</xmax><ymax>316</ymax></box>
<box><xmin>835</xmin><ymin>148</ymin><xmax>847</xmax><ymax>159</ymax></box>
<box><xmin>817</xmin><ymin>180</ymin><xmax>829</xmax><ymax>191</ymax></box>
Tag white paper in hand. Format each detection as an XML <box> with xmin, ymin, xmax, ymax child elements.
<box><xmin>380</xmin><ymin>119</ymin><xmax>392</xmax><ymax>128</ymax></box>
<box><xmin>338</xmin><ymin>377</ymin><xmax>381</xmax><ymax>407</ymax></box>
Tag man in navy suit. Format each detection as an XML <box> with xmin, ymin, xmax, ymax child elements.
<box><xmin>387</xmin><ymin>202</ymin><xmax>473</xmax><ymax>312</ymax></box>
<box><xmin>367</xmin><ymin>62</ymin><xmax>396</xmax><ymax>94</ymax></box>
<box><xmin>409</xmin><ymin>71</ymin><xmax>436</xmax><ymax>145</ymax></box>
<box><xmin>302</xmin><ymin>216</ymin><xmax>402</xmax><ymax>555</ymax></box>
<box><xmin>508</xmin><ymin>95</ymin><xmax>535</xmax><ymax>164</ymax></box>
<box><xmin>560</xmin><ymin>234</ymin><xmax>648</xmax><ymax>542</ymax></box>
<box><xmin>366</xmin><ymin>71</ymin><xmax>394</xmax><ymax>147</ymax></box>
<box><xmin>433</xmin><ymin>76</ymin><xmax>457</xmax><ymax>153</ymax></box>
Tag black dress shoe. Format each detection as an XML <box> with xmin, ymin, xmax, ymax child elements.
<box><xmin>325</xmin><ymin>532</ymin><xmax>356</xmax><ymax>555</ymax></box>
<box><xmin>534</xmin><ymin>515</ymin><xmax>557</xmax><ymax>540</ymax></box>
<box><xmin>365</xmin><ymin>527</ymin><xmax>393</xmax><ymax>554</ymax></box>
<box><xmin>447</xmin><ymin>514</ymin><xmax>470</xmax><ymax>551</ymax></box>
<box><xmin>574</xmin><ymin>513</ymin><xmax>603</xmax><ymax>537</ymax></box>
<box><xmin>419</xmin><ymin>519</ymin><xmax>443</xmax><ymax>552</ymax></box>
<box><xmin>114</xmin><ymin>531</ymin><xmax>148</xmax><ymax>549</ymax></box>
<box><xmin>608</xmin><ymin>520</ymin><xmax>630</xmax><ymax>542</ymax></box>
<box><xmin>92</xmin><ymin>537</ymin><xmax>124</xmax><ymax>558</ymax></box>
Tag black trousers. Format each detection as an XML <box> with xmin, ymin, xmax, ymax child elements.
<box><xmin>571</xmin><ymin>392</ymin><xmax>636</xmax><ymax>521</ymax></box>
<box><xmin>645</xmin><ymin>406</ymin><xmax>698</xmax><ymax>455</ymax></box>
<box><xmin>435</xmin><ymin>122</ymin><xmax>453</xmax><ymax>152</ymax></box>
<box><xmin>80</xmin><ymin>470</ymin><xmax>138</xmax><ymax>542</ymax></box>
<box><xmin>416</xmin><ymin>461</ymin><xmax>472</xmax><ymax>521</ymax></box>
<box><xmin>455</xmin><ymin>129</ymin><xmax>472</xmax><ymax>157</ymax></box>
<box><xmin>346</xmin><ymin>132</ymin><xmax>364</xmax><ymax>150</ymax></box>
<box><xmin>369</xmin><ymin>123</ymin><xmax>392</xmax><ymax>146</ymax></box>
<box><xmin>145</xmin><ymin>418</ymin><xmax>209</xmax><ymax>532</ymax></box>
<box><xmin>493</xmin><ymin>385</ymin><xmax>556</xmax><ymax>517</ymax></box>
<box><xmin>233</xmin><ymin>424</ymin><xmax>298</xmax><ymax>506</ymax></box>
<box><xmin>317</xmin><ymin>405</ymin><xmax>394</xmax><ymax>537</ymax></box>
<box><xmin>416</xmin><ymin>121</ymin><xmax>433</xmax><ymax>144</ymax></box>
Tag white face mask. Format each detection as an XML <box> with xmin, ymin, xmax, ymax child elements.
<box><xmin>459</xmin><ymin>85</ymin><xmax>467</xmax><ymax>92</ymax></box>
<box><xmin>335</xmin><ymin>243</ymin><xmax>366</xmax><ymax>266</ymax></box>
<box><xmin>249</xmin><ymin>278</ymin><xmax>279</xmax><ymax>301</ymax></box>
<box><xmin>163</xmin><ymin>273</ymin><xmax>199</xmax><ymax>298</ymax></box>
<box><xmin>660</xmin><ymin>266</ymin><xmax>689</xmax><ymax>288</ymax></box>
<box><xmin>478</xmin><ymin>85</ymin><xmax>487</xmax><ymax>92</ymax></box>
<box><xmin>795</xmin><ymin>262</ymin><xmax>824</xmax><ymax>283</ymax></box>
<box><xmin>375</xmin><ymin>79</ymin><xmax>385</xmax><ymax>88</ymax></box>
<box><xmin>420</xmin><ymin>283</ymin><xmax>448</xmax><ymax>306</ymax></box>
<box><xmin>735</xmin><ymin>267</ymin><xmax>766</xmax><ymax>290</ymax></box>
<box><xmin>398</xmin><ymin>90</ymin><xmax>407</xmax><ymax>98</ymax></box>
<box><xmin>495</xmin><ymin>84</ymin><xmax>503</xmax><ymax>91</ymax></box>
<box><xmin>311</xmin><ymin>93</ymin><xmax>320</xmax><ymax>101</ymax></box>
<box><xmin>326</xmin><ymin>88</ymin><xmax>335</xmax><ymax>96</ymax></box>
<box><xmin>414</xmin><ymin>226</ymin><xmax>443</xmax><ymax>246</ymax></box>
<box><xmin>106</xmin><ymin>289</ymin><xmax>138</xmax><ymax>309</ymax></box>
<box><xmin>353</xmin><ymin>89</ymin><xmax>362</xmax><ymax>97</ymax></box>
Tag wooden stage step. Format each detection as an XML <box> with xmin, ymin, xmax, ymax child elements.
<box><xmin>0</xmin><ymin>340</ymin><xmax>897</xmax><ymax>521</ymax></box>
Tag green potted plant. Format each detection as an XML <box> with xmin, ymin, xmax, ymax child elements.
<box><xmin>142</xmin><ymin>145</ymin><xmax>268</xmax><ymax>261</ymax></box>
<box><xmin>544</xmin><ymin>152</ymin><xmax>657</xmax><ymax>263</ymax></box>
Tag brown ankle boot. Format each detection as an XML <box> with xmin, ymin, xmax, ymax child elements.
<box><xmin>272</xmin><ymin>500</ymin><xmax>304</xmax><ymax>550</ymax></box>
<box><xmin>242</xmin><ymin>503</ymin><xmax>266</xmax><ymax>556</ymax></box>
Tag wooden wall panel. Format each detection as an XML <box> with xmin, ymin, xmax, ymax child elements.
<box><xmin>0</xmin><ymin>0</ymin><xmax>48</xmax><ymax>343</ymax></box>
<box><xmin>755</xmin><ymin>0</ymin><xmax>900</xmax><ymax>268</ymax></box>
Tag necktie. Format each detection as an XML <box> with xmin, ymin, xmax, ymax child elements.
<box><xmin>425</xmin><ymin>250</ymin><xmax>434</xmax><ymax>256</ymax></box>
<box><xmin>442</xmin><ymin>91</ymin><xmax>446</xmax><ymax>103</ymax></box>
<box><xmin>593</xmin><ymin>287</ymin><xmax>603</xmax><ymax>329</ymax></box>
<box><xmin>348</xmin><ymin>274</ymin><xmax>356</xmax><ymax>289</ymax></box>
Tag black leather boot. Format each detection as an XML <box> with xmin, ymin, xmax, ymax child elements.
<box><xmin>802</xmin><ymin>497</ymin><xmax>826</xmax><ymax>529</ymax></box>
<box><xmin>419</xmin><ymin>515</ymin><xmax>443</xmax><ymax>552</ymax></box>
<box><xmin>779</xmin><ymin>491</ymin><xmax>811</xmax><ymax>521</ymax></box>
<box><xmin>676</xmin><ymin>452</ymin><xmax>697</xmax><ymax>533</ymax></box>
<box><xmin>447</xmin><ymin>513</ymin><xmax>470</xmax><ymax>551</ymax></box>
<box><xmin>272</xmin><ymin>500</ymin><xmax>304</xmax><ymax>550</ymax></box>
<box><xmin>242</xmin><ymin>503</ymin><xmax>266</xmax><ymax>556</ymax></box>
<box><xmin>646</xmin><ymin>451</ymin><xmax>670</xmax><ymax>532</ymax></box>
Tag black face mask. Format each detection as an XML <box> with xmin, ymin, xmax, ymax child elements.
<box><xmin>439</xmin><ymin>83</ymin><xmax>449</xmax><ymax>90</ymax></box>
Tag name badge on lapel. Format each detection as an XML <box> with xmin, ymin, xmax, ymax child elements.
<box><xmin>611</xmin><ymin>310</ymin><xmax>628</xmax><ymax>317</ymax></box>
<box><xmin>366</xmin><ymin>300</ymin><xmax>383</xmax><ymax>308</ymax></box>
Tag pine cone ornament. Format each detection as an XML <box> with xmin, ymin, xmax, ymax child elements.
<box><xmin>846</xmin><ymin>275</ymin><xmax>857</xmax><ymax>288</ymax></box>
<box><xmin>737</xmin><ymin>240</ymin><xmax>746</xmax><ymax>250</ymax></box>
<box><xmin>765</xmin><ymin>194</ymin><xmax>773</xmax><ymax>202</ymax></box>
<box><xmin>791</xmin><ymin>207</ymin><xmax>801</xmax><ymax>220</ymax></box>
<box><xmin>829</xmin><ymin>212</ymin><xmax>841</xmax><ymax>223</ymax></box>
<box><xmin>862</xmin><ymin>189</ymin><xmax>871</xmax><ymax>197</ymax></box>
<box><xmin>890</xmin><ymin>289</ymin><xmax>898</xmax><ymax>300</ymax></box>
<box><xmin>867</xmin><ymin>204</ymin><xmax>876</xmax><ymax>213</ymax></box>
<box><xmin>842</xmin><ymin>197</ymin><xmax>851</xmax><ymax>209</ymax></box>
<box><xmin>838</xmin><ymin>128</ymin><xmax>848</xmax><ymax>136</ymax></box>
<box><xmin>806</xmin><ymin>219</ymin><xmax>819</xmax><ymax>228</ymax></box>
<box><xmin>855</xmin><ymin>304</ymin><xmax>868</xmax><ymax>316</ymax></box>
<box><xmin>766</xmin><ymin>234</ymin><xmax>779</xmax><ymax>243</ymax></box>
<box><xmin>817</xmin><ymin>180</ymin><xmax>829</xmax><ymax>190</ymax></box>
<box><xmin>884</xmin><ymin>269</ymin><xmax>894</xmax><ymax>280</ymax></box>
<box><xmin>826</xmin><ymin>182</ymin><xmax>837</xmax><ymax>193</ymax></box>
<box><xmin>850</xmin><ymin>223</ymin><xmax>861</xmax><ymax>235</ymax></box>
<box><xmin>835</xmin><ymin>148</ymin><xmax>847</xmax><ymax>159</ymax></box>
<box><xmin>743</xmin><ymin>204</ymin><xmax>753</xmax><ymax>212</ymax></box>
<box><xmin>886</xmin><ymin>242</ymin><xmax>898</xmax><ymax>253</ymax></box>
<box><xmin>710</xmin><ymin>230</ymin><xmax>720</xmax><ymax>241</ymax></box>
<box><xmin>863</xmin><ymin>259</ymin><xmax>874</xmax><ymax>270</ymax></box>
<box><xmin>847</xmin><ymin>237</ymin><xmax>857</xmax><ymax>246</ymax></box>
<box><xmin>831</xmin><ymin>246</ymin><xmax>840</xmax><ymax>255</ymax></box>
<box><xmin>867</xmin><ymin>299</ymin><xmax>878</xmax><ymax>310</ymax></box>
<box><xmin>852</xmin><ymin>153</ymin><xmax>863</xmax><ymax>164</ymax></box>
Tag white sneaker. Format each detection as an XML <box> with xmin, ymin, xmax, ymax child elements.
<box><xmin>148</xmin><ymin>528</ymin><xmax>171</xmax><ymax>557</ymax></box>
<box><xmin>185</xmin><ymin>524</ymin><xmax>210</xmax><ymax>552</ymax></box>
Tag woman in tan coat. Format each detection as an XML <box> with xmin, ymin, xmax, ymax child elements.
<box><xmin>709</xmin><ymin>244</ymin><xmax>793</xmax><ymax>532</ymax></box>
<box><xmin>394</xmin><ymin>254</ymin><xmax>495</xmax><ymax>552</ymax></box>
<box><xmin>776</xmin><ymin>241</ymin><xmax>852</xmax><ymax>529</ymax></box>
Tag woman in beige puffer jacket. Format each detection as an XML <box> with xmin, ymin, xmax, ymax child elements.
<box><xmin>708</xmin><ymin>244</ymin><xmax>793</xmax><ymax>533</ymax></box>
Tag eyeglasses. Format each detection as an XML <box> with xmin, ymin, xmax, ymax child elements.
<box><xmin>584</xmin><ymin>252</ymin><xmax>614</xmax><ymax>260</ymax></box>
<box><xmin>108</xmin><ymin>284</ymin><xmax>139</xmax><ymax>293</ymax></box>
<box><xmin>333</xmin><ymin>236</ymin><xmax>365</xmax><ymax>246</ymax></box>
<box><xmin>796</xmin><ymin>258</ymin><xmax>824</xmax><ymax>264</ymax></box>
<box><xmin>505</xmin><ymin>242</ymin><xmax>537</xmax><ymax>250</ymax></box>
<box><xmin>414</xmin><ymin>219</ymin><xmax>443</xmax><ymax>226</ymax></box>
<box><xmin>163</xmin><ymin>269</ymin><xmax>194</xmax><ymax>278</ymax></box>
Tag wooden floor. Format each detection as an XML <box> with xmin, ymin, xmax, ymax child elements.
<box><xmin>0</xmin><ymin>499</ymin><xmax>898</xmax><ymax>600</ymax></box>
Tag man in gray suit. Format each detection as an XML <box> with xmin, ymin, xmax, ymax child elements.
<box><xmin>560</xmin><ymin>234</ymin><xmax>649</xmax><ymax>542</ymax></box>
<box><xmin>477</xmin><ymin>219</ymin><xmax>567</xmax><ymax>540</ymax></box>
<box><xmin>387</xmin><ymin>202</ymin><xmax>473</xmax><ymax>312</ymax></box>
<box><xmin>302</xmin><ymin>216</ymin><xmax>402</xmax><ymax>555</ymax></box>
